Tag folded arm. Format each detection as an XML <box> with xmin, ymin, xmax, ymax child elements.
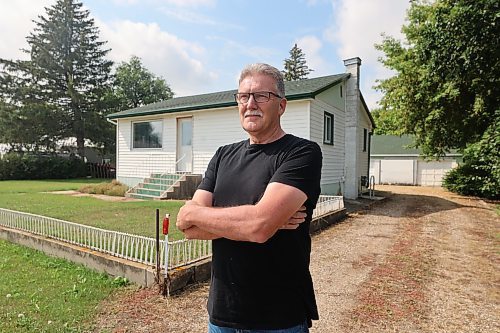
<box><xmin>176</xmin><ymin>182</ymin><xmax>307</xmax><ymax>243</ymax></box>
<box><xmin>180</xmin><ymin>189</ymin><xmax>220</xmax><ymax>240</ymax></box>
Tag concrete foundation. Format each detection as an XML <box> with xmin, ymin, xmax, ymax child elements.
<box><xmin>0</xmin><ymin>226</ymin><xmax>157</xmax><ymax>287</ymax></box>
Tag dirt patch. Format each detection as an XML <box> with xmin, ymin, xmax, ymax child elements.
<box><xmin>92</xmin><ymin>186</ymin><xmax>499</xmax><ymax>333</ymax></box>
<box><xmin>47</xmin><ymin>190</ymin><xmax>142</xmax><ymax>202</ymax></box>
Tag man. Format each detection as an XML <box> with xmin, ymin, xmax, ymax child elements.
<box><xmin>176</xmin><ymin>63</ymin><xmax>322</xmax><ymax>332</ymax></box>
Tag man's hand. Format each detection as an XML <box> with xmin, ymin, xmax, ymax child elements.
<box><xmin>280</xmin><ymin>205</ymin><xmax>307</xmax><ymax>230</ymax></box>
<box><xmin>176</xmin><ymin>200</ymin><xmax>199</xmax><ymax>231</ymax></box>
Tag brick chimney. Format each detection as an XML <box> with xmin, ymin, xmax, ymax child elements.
<box><xmin>343</xmin><ymin>57</ymin><xmax>362</xmax><ymax>199</ymax></box>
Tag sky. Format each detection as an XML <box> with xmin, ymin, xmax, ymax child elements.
<box><xmin>0</xmin><ymin>0</ymin><xmax>411</xmax><ymax>110</ymax></box>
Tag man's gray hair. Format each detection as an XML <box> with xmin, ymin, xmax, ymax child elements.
<box><xmin>238</xmin><ymin>63</ymin><xmax>285</xmax><ymax>98</ymax></box>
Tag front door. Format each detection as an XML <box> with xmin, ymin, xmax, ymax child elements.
<box><xmin>176</xmin><ymin>117</ymin><xmax>193</xmax><ymax>172</ymax></box>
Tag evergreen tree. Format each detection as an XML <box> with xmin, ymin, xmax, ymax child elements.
<box><xmin>282</xmin><ymin>44</ymin><xmax>313</xmax><ymax>81</ymax></box>
<box><xmin>0</xmin><ymin>0</ymin><xmax>113</xmax><ymax>158</ymax></box>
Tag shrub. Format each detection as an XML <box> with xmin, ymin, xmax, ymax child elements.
<box><xmin>104</xmin><ymin>184</ymin><xmax>128</xmax><ymax>197</ymax></box>
<box><xmin>78</xmin><ymin>184</ymin><xmax>97</xmax><ymax>194</ymax></box>
<box><xmin>77</xmin><ymin>180</ymin><xmax>128</xmax><ymax>197</ymax></box>
<box><xmin>443</xmin><ymin>125</ymin><xmax>500</xmax><ymax>200</ymax></box>
<box><xmin>94</xmin><ymin>182</ymin><xmax>114</xmax><ymax>194</ymax></box>
<box><xmin>0</xmin><ymin>153</ymin><xmax>87</xmax><ymax>180</ymax></box>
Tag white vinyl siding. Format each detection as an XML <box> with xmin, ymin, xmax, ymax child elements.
<box><xmin>357</xmin><ymin>103</ymin><xmax>372</xmax><ymax>184</ymax></box>
<box><xmin>192</xmin><ymin>107</ymin><xmax>247</xmax><ymax>175</ymax></box>
<box><xmin>281</xmin><ymin>100</ymin><xmax>310</xmax><ymax>138</ymax></box>
<box><xmin>117</xmin><ymin>116</ymin><xmax>176</xmax><ymax>184</ymax></box>
<box><xmin>192</xmin><ymin>101</ymin><xmax>310</xmax><ymax>175</ymax></box>
<box><xmin>310</xmin><ymin>97</ymin><xmax>346</xmax><ymax>192</ymax></box>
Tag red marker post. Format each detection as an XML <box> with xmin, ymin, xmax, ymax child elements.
<box><xmin>162</xmin><ymin>214</ymin><xmax>170</xmax><ymax>283</ymax></box>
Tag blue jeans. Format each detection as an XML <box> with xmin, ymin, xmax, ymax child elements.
<box><xmin>208</xmin><ymin>321</ymin><xmax>309</xmax><ymax>333</ymax></box>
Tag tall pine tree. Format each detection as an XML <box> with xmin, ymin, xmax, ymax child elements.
<box><xmin>0</xmin><ymin>0</ymin><xmax>113</xmax><ymax>158</ymax></box>
<box><xmin>282</xmin><ymin>44</ymin><xmax>313</xmax><ymax>81</ymax></box>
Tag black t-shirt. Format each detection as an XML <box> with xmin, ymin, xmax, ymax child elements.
<box><xmin>198</xmin><ymin>134</ymin><xmax>322</xmax><ymax>329</ymax></box>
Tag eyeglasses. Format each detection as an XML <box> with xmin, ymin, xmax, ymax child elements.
<box><xmin>234</xmin><ymin>91</ymin><xmax>282</xmax><ymax>104</ymax></box>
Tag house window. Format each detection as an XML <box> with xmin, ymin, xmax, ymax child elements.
<box><xmin>133</xmin><ymin>120</ymin><xmax>163</xmax><ymax>149</ymax></box>
<box><xmin>323</xmin><ymin>111</ymin><xmax>334</xmax><ymax>145</ymax></box>
<box><xmin>363</xmin><ymin>128</ymin><xmax>368</xmax><ymax>152</ymax></box>
<box><xmin>340</xmin><ymin>85</ymin><xmax>343</xmax><ymax>98</ymax></box>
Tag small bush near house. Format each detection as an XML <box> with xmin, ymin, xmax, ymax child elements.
<box><xmin>443</xmin><ymin>126</ymin><xmax>499</xmax><ymax>200</ymax></box>
<box><xmin>0</xmin><ymin>152</ymin><xmax>87</xmax><ymax>180</ymax></box>
<box><xmin>78</xmin><ymin>179</ymin><xmax>129</xmax><ymax>197</ymax></box>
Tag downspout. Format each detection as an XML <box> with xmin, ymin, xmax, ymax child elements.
<box><xmin>367</xmin><ymin>131</ymin><xmax>372</xmax><ymax>179</ymax></box>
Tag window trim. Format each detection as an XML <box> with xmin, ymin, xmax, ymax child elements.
<box><xmin>132</xmin><ymin>119</ymin><xmax>163</xmax><ymax>149</ymax></box>
<box><xmin>323</xmin><ymin>111</ymin><xmax>334</xmax><ymax>145</ymax></box>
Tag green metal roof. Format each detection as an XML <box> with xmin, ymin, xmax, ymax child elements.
<box><xmin>371</xmin><ymin>135</ymin><xmax>421</xmax><ymax>155</ymax></box>
<box><xmin>107</xmin><ymin>73</ymin><xmax>349</xmax><ymax>119</ymax></box>
<box><xmin>371</xmin><ymin>135</ymin><xmax>461</xmax><ymax>156</ymax></box>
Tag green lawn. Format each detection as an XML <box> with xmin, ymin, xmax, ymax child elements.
<box><xmin>0</xmin><ymin>239</ymin><xmax>127</xmax><ymax>333</ymax></box>
<box><xmin>0</xmin><ymin>179</ymin><xmax>185</xmax><ymax>240</ymax></box>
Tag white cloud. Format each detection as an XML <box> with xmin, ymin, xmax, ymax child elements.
<box><xmin>325</xmin><ymin>0</ymin><xmax>410</xmax><ymax>109</ymax></box>
<box><xmin>112</xmin><ymin>0</ymin><xmax>215</xmax><ymax>7</ymax></box>
<box><xmin>161</xmin><ymin>0</ymin><xmax>215</xmax><ymax>7</ymax></box>
<box><xmin>97</xmin><ymin>19</ymin><xmax>217</xmax><ymax>96</ymax></box>
<box><xmin>303</xmin><ymin>0</ymin><xmax>330</xmax><ymax>6</ymax></box>
<box><xmin>207</xmin><ymin>36</ymin><xmax>275</xmax><ymax>61</ymax></box>
<box><xmin>0</xmin><ymin>0</ymin><xmax>53</xmax><ymax>60</ymax></box>
<box><xmin>295</xmin><ymin>35</ymin><xmax>332</xmax><ymax>77</ymax></box>
<box><xmin>111</xmin><ymin>0</ymin><xmax>139</xmax><ymax>5</ymax></box>
<box><xmin>161</xmin><ymin>8</ymin><xmax>242</xmax><ymax>30</ymax></box>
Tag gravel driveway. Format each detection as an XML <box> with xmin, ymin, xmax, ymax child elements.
<box><xmin>94</xmin><ymin>186</ymin><xmax>499</xmax><ymax>333</ymax></box>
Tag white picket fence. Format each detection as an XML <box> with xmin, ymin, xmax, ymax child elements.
<box><xmin>0</xmin><ymin>195</ymin><xmax>342</xmax><ymax>269</ymax></box>
<box><xmin>313</xmin><ymin>195</ymin><xmax>343</xmax><ymax>218</ymax></box>
<box><xmin>0</xmin><ymin>208</ymin><xmax>211</xmax><ymax>269</ymax></box>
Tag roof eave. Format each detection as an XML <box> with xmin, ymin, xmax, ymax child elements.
<box><xmin>107</xmin><ymin>74</ymin><xmax>350</xmax><ymax>120</ymax></box>
<box><xmin>360</xmin><ymin>93</ymin><xmax>376</xmax><ymax>129</ymax></box>
<box><xmin>107</xmin><ymin>101</ymin><xmax>238</xmax><ymax>120</ymax></box>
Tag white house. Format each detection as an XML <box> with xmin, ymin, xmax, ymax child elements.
<box><xmin>107</xmin><ymin>57</ymin><xmax>375</xmax><ymax>199</ymax></box>
<box><xmin>370</xmin><ymin>135</ymin><xmax>461</xmax><ymax>186</ymax></box>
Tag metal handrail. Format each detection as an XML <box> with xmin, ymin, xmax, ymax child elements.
<box><xmin>369</xmin><ymin>175</ymin><xmax>376</xmax><ymax>198</ymax></box>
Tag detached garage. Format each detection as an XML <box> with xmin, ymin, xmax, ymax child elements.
<box><xmin>369</xmin><ymin>135</ymin><xmax>461</xmax><ymax>186</ymax></box>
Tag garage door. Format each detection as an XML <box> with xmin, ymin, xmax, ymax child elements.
<box><xmin>417</xmin><ymin>160</ymin><xmax>456</xmax><ymax>186</ymax></box>
<box><xmin>371</xmin><ymin>159</ymin><xmax>415</xmax><ymax>185</ymax></box>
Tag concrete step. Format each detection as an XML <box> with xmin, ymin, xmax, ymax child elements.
<box><xmin>145</xmin><ymin>178</ymin><xmax>178</xmax><ymax>186</ymax></box>
<box><xmin>141</xmin><ymin>183</ymin><xmax>171</xmax><ymax>191</ymax></box>
<box><xmin>150</xmin><ymin>173</ymin><xmax>182</xmax><ymax>180</ymax></box>
<box><xmin>135</xmin><ymin>188</ymin><xmax>163</xmax><ymax>196</ymax></box>
<box><xmin>126</xmin><ymin>193</ymin><xmax>159</xmax><ymax>200</ymax></box>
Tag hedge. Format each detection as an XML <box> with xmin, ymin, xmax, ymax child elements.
<box><xmin>0</xmin><ymin>153</ymin><xmax>87</xmax><ymax>180</ymax></box>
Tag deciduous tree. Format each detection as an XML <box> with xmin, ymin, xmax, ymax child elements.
<box><xmin>376</xmin><ymin>0</ymin><xmax>499</xmax><ymax>156</ymax></box>
<box><xmin>375</xmin><ymin>0</ymin><xmax>499</xmax><ymax>198</ymax></box>
<box><xmin>370</xmin><ymin>108</ymin><xmax>404</xmax><ymax>136</ymax></box>
<box><xmin>114</xmin><ymin>55</ymin><xmax>174</xmax><ymax>109</ymax></box>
